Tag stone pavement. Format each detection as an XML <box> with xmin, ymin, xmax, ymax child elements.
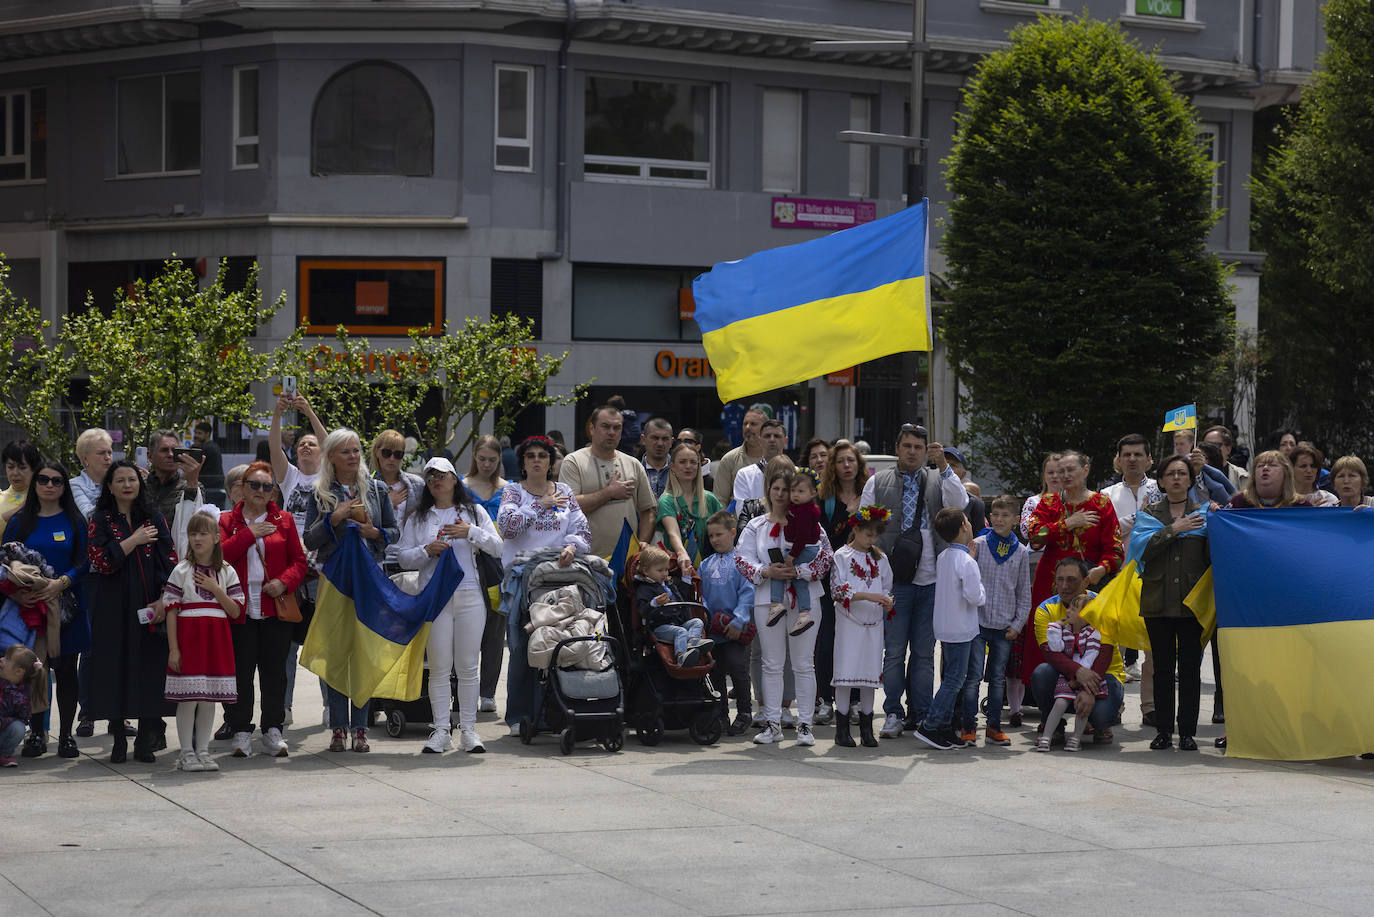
<box><xmin>5</xmin><ymin>660</ymin><xmax>1374</xmax><ymax>917</ymax></box>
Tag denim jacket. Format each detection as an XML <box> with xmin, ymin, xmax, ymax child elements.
<box><xmin>303</xmin><ymin>478</ymin><xmax>399</xmax><ymax>566</ymax></box>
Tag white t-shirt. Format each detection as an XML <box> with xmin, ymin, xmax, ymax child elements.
<box><xmin>245</xmin><ymin>511</ymin><xmax>268</xmax><ymax>619</ymax></box>
<box><xmin>280</xmin><ymin>463</ymin><xmax>320</xmax><ymax>536</ymax></box>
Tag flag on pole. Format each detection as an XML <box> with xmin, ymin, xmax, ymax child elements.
<box><xmin>607</xmin><ymin>518</ymin><xmax>641</xmax><ymax>587</ymax></box>
<box><xmin>692</xmin><ymin>202</ymin><xmax>931</xmax><ymax>402</ymax></box>
<box><xmin>1162</xmin><ymin>403</ymin><xmax>1198</xmax><ymax>432</ymax></box>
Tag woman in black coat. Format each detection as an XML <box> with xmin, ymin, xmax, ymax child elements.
<box><xmin>86</xmin><ymin>461</ymin><xmax>176</xmax><ymax>763</ymax></box>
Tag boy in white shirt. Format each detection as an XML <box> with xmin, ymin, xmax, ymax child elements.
<box><xmin>914</xmin><ymin>508</ymin><xmax>985</xmax><ymax>750</ymax></box>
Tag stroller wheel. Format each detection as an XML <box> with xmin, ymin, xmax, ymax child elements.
<box><xmin>689</xmin><ymin>710</ymin><xmax>722</xmax><ymax>746</ymax></box>
<box><xmin>559</xmin><ymin>727</ymin><xmax>575</xmax><ymax>756</ymax></box>
<box><xmin>601</xmin><ymin>730</ymin><xmax>624</xmax><ymax>753</ymax></box>
<box><xmin>518</xmin><ymin>717</ymin><xmax>533</xmax><ymax>745</ymax></box>
<box><xmin>636</xmin><ymin>717</ymin><xmax>664</xmax><ymax>747</ymax></box>
<box><xmin>386</xmin><ymin>710</ymin><xmax>405</xmax><ymax>738</ymax></box>
<box><xmin>979</xmin><ymin>698</ymin><xmax>989</xmax><ymax>714</ymax></box>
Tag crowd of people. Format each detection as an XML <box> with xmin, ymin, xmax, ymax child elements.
<box><xmin>0</xmin><ymin>394</ymin><xmax>1363</xmax><ymax>769</ymax></box>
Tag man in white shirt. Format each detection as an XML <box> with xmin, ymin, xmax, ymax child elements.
<box><xmin>859</xmin><ymin>423</ymin><xmax>969</xmax><ymax>737</ymax></box>
<box><xmin>559</xmin><ymin>405</ymin><xmax>656</xmax><ymax>557</ymax></box>
<box><xmin>730</xmin><ymin>420</ymin><xmax>789</xmax><ymax>506</ymax></box>
<box><xmin>1100</xmin><ymin>433</ymin><xmax>1160</xmax><ymax>687</ymax></box>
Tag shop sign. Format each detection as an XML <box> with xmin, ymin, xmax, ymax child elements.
<box><xmin>654</xmin><ymin>349</ymin><xmax>714</xmax><ymax>379</ymax></box>
<box><xmin>825</xmin><ymin>367</ymin><xmax>859</xmax><ymax>386</ymax></box>
<box><xmin>771</xmin><ymin>197</ymin><xmax>877</xmax><ymax>230</ymax></box>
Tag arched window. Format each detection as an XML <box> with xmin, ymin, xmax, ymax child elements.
<box><xmin>311</xmin><ymin>62</ymin><xmax>434</xmax><ymax>176</ymax></box>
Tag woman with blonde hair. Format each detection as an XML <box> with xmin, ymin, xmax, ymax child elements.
<box><xmin>1228</xmin><ymin>451</ymin><xmax>1302</xmax><ymax>508</ymax></box>
<box><xmin>1330</xmin><ymin>455</ymin><xmax>1374</xmax><ymax>508</ymax></box>
<box><xmin>655</xmin><ymin>442</ymin><xmax>722</xmax><ymax>575</ymax></box>
<box><xmin>466</xmin><ymin>434</ymin><xmax>510</xmax><ymax>713</ymax></box>
<box><xmin>371</xmin><ymin>429</ymin><xmax>424</xmax><ymax>520</ymax></box>
<box><xmin>303</xmin><ymin>428</ymin><xmax>398</xmax><ymax>752</ymax></box>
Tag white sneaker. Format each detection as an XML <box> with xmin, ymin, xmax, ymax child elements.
<box><xmin>423</xmin><ymin>728</ymin><xmax>453</xmax><ymax>754</ymax></box>
<box><xmin>508</xmin><ymin>723</ymin><xmax>522</xmax><ymax>736</ymax></box>
<box><xmin>753</xmin><ymin>722</ymin><xmax>783</xmax><ymax>745</ymax></box>
<box><xmin>478</xmin><ymin>697</ymin><xmax>497</xmax><ymax>713</ymax></box>
<box><xmin>1124</xmin><ymin>662</ymin><xmax>1142</xmax><ymax>683</ymax></box>
<box><xmin>795</xmin><ymin>723</ymin><xmax>815</xmax><ymax>747</ymax></box>
<box><xmin>177</xmin><ymin>750</ymin><xmax>204</xmax><ymax>772</ymax></box>
<box><xmin>751</xmin><ymin>710</ymin><xmax>766</xmax><ymax>728</ymax></box>
<box><xmin>261</xmin><ymin>727</ymin><xmax>288</xmax><ymax>757</ymax></box>
<box><xmin>780</xmin><ymin>708</ymin><xmax>798</xmax><ymax>729</ymax></box>
<box><xmin>814</xmin><ymin>700</ymin><xmax>834</xmax><ymax>725</ymax></box>
<box><xmin>879</xmin><ymin>714</ymin><xmax>905</xmax><ymax>738</ymax></box>
<box><xmin>459</xmin><ymin>728</ymin><xmax>485</xmax><ymax>753</ymax></box>
<box><xmin>197</xmin><ymin>751</ymin><xmax>219</xmax><ymax>771</ymax></box>
<box><xmin>283</xmin><ymin>708</ymin><xmax>293</xmax><ymax>726</ymax></box>
<box><xmin>230</xmin><ymin>732</ymin><xmax>253</xmax><ymax>758</ymax></box>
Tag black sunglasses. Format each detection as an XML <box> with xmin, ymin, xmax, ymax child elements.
<box><xmin>676</xmin><ymin>436</ymin><xmax>700</xmax><ymax>446</ymax></box>
<box><xmin>244</xmin><ymin>480</ymin><xmax>275</xmax><ymax>492</ymax></box>
<box><xmin>34</xmin><ymin>474</ymin><xmax>65</xmax><ymax>487</ymax></box>
<box><xmin>900</xmin><ymin>423</ymin><xmax>929</xmax><ymax>440</ymax></box>
<box><xmin>378</xmin><ymin>448</ymin><xmax>404</xmax><ymax>460</ymax></box>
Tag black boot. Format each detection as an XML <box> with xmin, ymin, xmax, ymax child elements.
<box><xmin>859</xmin><ymin>714</ymin><xmax>879</xmax><ymax>748</ymax></box>
<box><xmin>110</xmin><ymin>721</ymin><xmax>127</xmax><ymax>764</ymax></box>
<box><xmin>834</xmin><ymin>712</ymin><xmax>856</xmax><ymax>747</ymax></box>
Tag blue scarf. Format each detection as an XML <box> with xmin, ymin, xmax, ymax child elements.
<box><xmin>986</xmin><ymin>529</ymin><xmax>1019</xmax><ymax>565</ymax></box>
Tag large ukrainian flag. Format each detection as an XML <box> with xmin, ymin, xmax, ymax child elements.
<box><xmin>300</xmin><ymin>526</ymin><xmax>463</xmax><ymax>707</ymax></box>
<box><xmin>1208</xmin><ymin>508</ymin><xmax>1374</xmax><ymax>760</ymax></box>
<box><xmin>692</xmin><ymin>202</ymin><xmax>931</xmax><ymax>402</ymax></box>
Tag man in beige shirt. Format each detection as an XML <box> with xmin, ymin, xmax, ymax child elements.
<box><xmin>560</xmin><ymin>405</ymin><xmax>656</xmax><ymax>557</ymax></box>
<box><xmin>711</xmin><ymin>406</ymin><xmax>767</xmax><ymax>505</ymax></box>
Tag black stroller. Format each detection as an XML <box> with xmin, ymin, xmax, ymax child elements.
<box><xmin>369</xmin><ymin>668</ymin><xmax>457</xmax><ymax>737</ymax></box>
<box><xmin>622</xmin><ymin>553</ymin><xmax>722</xmax><ymax>747</ymax></box>
<box><xmin>519</xmin><ymin>634</ymin><xmax>625</xmax><ymax>755</ymax></box>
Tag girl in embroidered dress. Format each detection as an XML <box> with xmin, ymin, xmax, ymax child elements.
<box><xmin>163</xmin><ymin>512</ymin><xmax>244</xmax><ymax>772</ymax></box>
<box><xmin>1036</xmin><ymin>594</ymin><xmax>1105</xmax><ymax>753</ymax></box>
<box><xmin>829</xmin><ymin>506</ymin><xmax>893</xmax><ymax>748</ymax></box>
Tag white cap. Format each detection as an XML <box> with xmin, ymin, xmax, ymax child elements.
<box><xmin>423</xmin><ymin>456</ymin><xmax>456</xmax><ymax>477</ymax></box>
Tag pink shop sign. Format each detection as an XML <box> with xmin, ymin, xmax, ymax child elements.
<box><xmin>771</xmin><ymin>197</ymin><xmax>877</xmax><ymax>230</ymax></box>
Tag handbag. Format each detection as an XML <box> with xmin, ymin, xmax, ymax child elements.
<box><xmin>252</xmin><ymin>530</ymin><xmax>301</xmax><ymax>622</ymax></box>
<box><xmin>887</xmin><ymin>469</ymin><xmax>927</xmax><ymax>583</ymax></box>
<box><xmin>476</xmin><ymin>550</ymin><xmax>505</xmax><ymax>613</ymax></box>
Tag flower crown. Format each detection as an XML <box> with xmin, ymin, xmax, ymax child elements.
<box><xmin>848</xmin><ymin>504</ymin><xmax>891</xmax><ymax>527</ymax></box>
<box><xmin>795</xmin><ymin>466</ymin><xmax>821</xmax><ymax>489</ymax></box>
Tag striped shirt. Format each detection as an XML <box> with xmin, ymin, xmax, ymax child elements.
<box><xmin>971</xmin><ymin>533</ymin><xmax>1031</xmax><ymax>633</ymax></box>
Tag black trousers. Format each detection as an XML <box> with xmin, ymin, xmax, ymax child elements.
<box><xmin>814</xmin><ymin>594</ymin><xmax>836</xmax><ymax>704</ymax></box>
<box><xmin>1144</xmin><ymin>615</ymin><xmax>1205</xmax><ymax>737</ymax></box>
<box><xmin>710</xmin><ymin>640</ymin><xmax>752</xmax><ymax>717</ymax></box>
<box><xmin>479</xmin><ymin>605</ymin><xmax>505</xmax><ymax>699</ymax></box>
<box><xmin>1211</xmin><ymin>633</ymin><xmax>1223</xmax><ymax>705</ymax></box>
<box><xmin>228</xmin><ymin>616</ymin><xmax>294</xmax><ymax>733</ymax></box>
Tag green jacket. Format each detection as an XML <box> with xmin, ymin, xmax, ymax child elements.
<box><xmin>1138</xmin><ymin>499</ymin><xmax>1210</xmax><ymax>618</ymax></box>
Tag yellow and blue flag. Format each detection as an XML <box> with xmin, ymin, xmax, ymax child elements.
<box><xmin>1162</xmin><ymin>403</ymin><xmax>1198</xmax><ymax>432</ymax></box>
<box><xmin>1081</xmin><ymin>507</ymin><xmax>1212</xmax><ymax>653</ymax></box>
<box><xmin>1208</xmin><ymin>508</ymin><xmax>1374</xmax><ymax>761</ymax></box>
<box><xmin>692</xmin><ymin>202</ymin><xmax>931</xmax><ymax>402</ymax></box>
<box><xmin>300</xmin><ymin>526</ymin><xmax>463</xmax><ymax>707</ymax></box>
<box><xmin>607</xmin><ymin>518</ymin><xmax>641</xmax><ymax>588</ymax></box>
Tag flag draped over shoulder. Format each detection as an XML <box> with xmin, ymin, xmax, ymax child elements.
<box><xmin>691</xmin><ymin>202</ymin><xmax>931</xmax><ymax>402</ymax></box>
<box><xmin>300</xmin><ymin>526</ymin><xmax>463</xmax><ymax>707</ymax></box>
<box><xmin>1208</xmin><ymin>508</ymin><xmax>1374</xmax><ymax>761</ymax></box>
<box><xmin>1081</xmin><ymin>507</ymin><xmax>1213</xmax><ymax>652</ymax></box>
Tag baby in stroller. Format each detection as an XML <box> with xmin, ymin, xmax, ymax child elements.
<box><xmin>633</xmin><ymin>546</ymin><xmax>714</xmax><ymax>668</ymax></box>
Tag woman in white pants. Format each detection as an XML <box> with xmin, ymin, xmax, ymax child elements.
<box><xmin>736</xmin><ymin>466</ymin><xmax>832</xmax><ymax>747</ymax></box>
<box><xmin>396</xmin><ymin>457</ymin><xmax>502</xmax><ymax>754</ymax></box>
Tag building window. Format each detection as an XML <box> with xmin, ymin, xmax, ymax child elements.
<box><xmin>491</xmin><ymin>258</ymin><xmax>543</xmax><ymax>338</ymax></box>
<box><xmin>1126</xmin><ymin>0</ymin><xmax>1194</xmax><ymax>19</ymax></box>
<box><xmin>584</xmin><ymin>76</ymin><xmax>712</xmax><ymax>187</ymax></box>
<box><xmin>495</xmin><ymin>65</ymin><xmax>534</xmax><ymax>172</ymax></box>
<box><xmin>233</xmin><ymin>66</ymin><xmax>259</xmax><ymax>169</ymax></box>
<box><xmin>0</xmin><ymin>88</ymin><xmax>44</xmax><ymax>183</ymax></box>
<box><xmin>116</xmin><ymin>71</ymin><xmax>201</xmax><ymax>176</ymax></box>
<box><xmin>573</xmin><ymin>264</ymin><xmax>704</xmax><ymax>341</ymax></box>
<box><xmin>761</xmin><ymin>88</ymin><xmax>802</xmax><ymax>194</ymax></box>
<box><xmin>848</xmin><ymin>95</ymin><xmax>872</xmax><ymax>198</ymax></box>
<box><xmin>297</xmin><ymin>258</ymin><xmax>444</xmax><ymax>335</ymax></box>
<box><xmin>311</xmin><ymin>62</ymin><xmax>434</xmax><ymax>176</ymax></box>
<box><xmin>1198</xmin><ymin>122</ymin><xmax>1222</xmax><ymax>211</ymax></box>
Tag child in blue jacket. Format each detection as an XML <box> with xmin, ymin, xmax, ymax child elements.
<box><xmin>698</xmin><ymin>511</ymin><xmax>756</xmax><ymax>735</ymax></box>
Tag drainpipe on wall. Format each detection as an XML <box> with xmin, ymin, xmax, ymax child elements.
<box><xmin>538</xmin><ymin>0</ymin><xmax>575</xmax><ymax>261</ymax></box>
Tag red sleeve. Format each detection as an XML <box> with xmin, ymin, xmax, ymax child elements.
<box><xmin>1028</xmin><ymin>495</ymin><xmax>1065</xmax><ymax>550</ymax></box>
<box><xmin>1041</xmin><ymin>645</ymin><xmax>1081</xmax><ymax>679</ymax></box>
<box><xmin>219</xmin><ymin>513</ymin><xmax>256</xmax><ymax>565</ymax></box>
<box><xmin>1092</xmin><ymin>496</ymin><xmax>1123</xmax><ymax>573</ymax></box>
<box><xmin>1092</xmin><ymin>641</ymin><xmax>1114</xmax><ymax>677</ymax></box>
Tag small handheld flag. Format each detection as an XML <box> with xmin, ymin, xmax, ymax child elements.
<box><xmin>692</xmin><ymin>202</ymin><xmax>931</xmax><ymax>402</ymax></box>
<box><xmin>1162</xmin><ymin>403</ymin><xmax>1198</xmax><ymax>433</ymax></box>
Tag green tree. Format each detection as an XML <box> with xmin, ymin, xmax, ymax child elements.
<box><xmin>399</xmin><ymin>315</ymin><xmax>590</xmax><ymax>461</ymax></box>
<box><xmin>0</xmin><ymin>259</ymin><xmax>78</xmax><ymax>461</ymax></box>
<box><xmin>1251</xmin><ymin>0</ymin><xmax>1374</xmax><ymax>456</ymax></box>
<box><xmin>941</xmin><ymin>15</ymin><xmax>1231</xmax><ymax>490</ymax></box>
<box><xmin>63</xmin><ymin>258</ymin><xmax>287</xmax><ymax>451</ymax></box>
<box><xmin>267</xmin><ymin>325</ymin><xmax>430</xmax><ymax>444</ymax></box>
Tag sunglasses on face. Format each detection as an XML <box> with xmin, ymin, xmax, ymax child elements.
<box><xmin>378</xmin><ymin>448</ymin><xmax>404</xmax><ymax>460</ymax></box>
<box><xmin>676</xmin><ymin>437</ymin><xmax>699</xmax><ymax>446</ymax></box>
<box><xmin>34</xmin><ymin>474</ymin><xmax>65</xmax><ymax>487</ymax></box>
<box><xmin>244</xmin><ymin>480</ymin><xmax>275</xmax><ymax>492</ymax></box>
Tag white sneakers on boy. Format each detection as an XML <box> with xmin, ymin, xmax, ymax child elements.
<box><xmin>780</xmin><ymin>708</ymin><xmax>798</xmax><ymax>729</ymax></box>
<box><xmin>230</xmin><ymin>732</ymin><xmax>253</xmax><ymax>757</ymax></box>
<box><xmin>261</xmin><ymin>727</ymin><xmax>288</xmax><ymax>757</ymax></box>
<box><xmin>879</xmin><ymin>714</ymin><xmax>905</xmax><ymax>738</ymax></box>
<box><xmin>423</xmin><ymin>728</ymin><xmax>454</xmax><ymax>754</ymax></box>
<box><xmin>753</xmin><ymin>722</ymin><xmax>784</xmax><ymax>745</ymax></box>
<box><xmin>459</xmin><ymin>728</ymin><xmax>485</xmax><ymax>753</ymax></box>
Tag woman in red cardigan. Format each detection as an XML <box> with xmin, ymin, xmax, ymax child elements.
<box><xmin>218</xmin><ymin>461</ymin><xmax>307</xmax><ymax>758</ymax></box>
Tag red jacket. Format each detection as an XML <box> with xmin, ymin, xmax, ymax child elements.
<box><xmin>219</xmin><ymin>501</ymin><xmax>308</xmax><ymax>622</ymax></box>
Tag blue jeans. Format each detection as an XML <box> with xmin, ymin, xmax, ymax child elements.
<box><xmin>325</xmin><ymin>685</ymin><xmax>368</xmax><ymax>729</ymax></box>
<box><xmin>1031</xmin><ymin>663</ymin><xmax>1125</xmax><ymax>733</ymax></box>
<box><xmin>924</xmin><ymin>639</ymin><xmax>973</xmax><ymax>731</ymax></box>
<box><xmin>963</xmin><ymin>626</ymin><xmax>1013</xmax><ymax>730</ymax></box>
<box><xmin>770</xmin><ymin>545</ymin><xmax>819</xmax><ymax>611</ymax></box>
<box><xmin>882</xmin><ymin>582</ymin><xmax>936</xmax><ymax>721</ymax></box>
<box><xmin>505</xmin><ymin>604</ymin><xmax>539</xmax><ymax>729</ymax></box>
<box><xmin>653</xmin><ymin>617</ymin><xmax>704</xmax><ymax>656</ymax></box>
<box><xmin>0</xmin><ymin>720</ymin><xmax>26</xmax><ymax>757</ymax></box>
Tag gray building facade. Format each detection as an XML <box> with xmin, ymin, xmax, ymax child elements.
<box><xmin>0</xmin><ymin>0</ymin><xmax>1323</xmax><ymax>454</ymax></box>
